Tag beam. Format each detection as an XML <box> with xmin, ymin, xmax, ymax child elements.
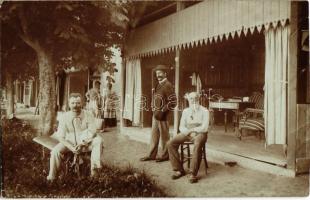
<box><xmin>142</xmin><ymin>2</ymin><xmax>177</xmax><ymax>22</ymax></box>
<box><xmin>173</xmin><ymin>50</ymin><xmax>180</xmax><ymax>136</ymax></box>
<box><xmin>173</xmin><ymin>1</ymin><xmax>185</xmax><ymax>136</ymax></box>
<box><xmin>287</xmin><ymin>2</ymin><xmax>299</xmax><ymax>172</ymax></box>
<box><xmin>119</xmin><ymin>51</ymin><xmax>126</xmax><ymax>129</ymax></box>
<box><xmin>177</xmin><ymin>1</ymin><xmax>185</xmax><ymax>11</ymax></box>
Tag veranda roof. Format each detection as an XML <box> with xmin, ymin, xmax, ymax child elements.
<box><xmin>125</xmin><ymin>0</ymin><xmax>290</xmax><ymax>59</ymax></box>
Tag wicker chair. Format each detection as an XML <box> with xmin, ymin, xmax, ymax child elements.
<box><xmin>238</xmin><ymin>92</ymin><xmax>264</xmax><ymax>140</ymax></box>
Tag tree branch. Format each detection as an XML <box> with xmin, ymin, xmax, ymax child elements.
<box><xmin>19</xmin><ymin>33</ymin><xmax>40</xmax><ymax>52</ymax></box>
<box><xmin>17</xmin><ymin>5</ymin><xmax>41</xmax><ymax>52</ymax></box>
<box><xmin>18</xmin><ymin>5</ymin><xmax>28</xmax><ymax>36</ymax></box>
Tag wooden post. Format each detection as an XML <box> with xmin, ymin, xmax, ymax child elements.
<box><xmin>120</xmin><ymin>52</ymin><xmax>126</xmax><ymax>129</ymax></box>
<box><xmin>87</xmin><ymin>68</ymin><xmax>90</xmax><ymax>91</ymax></box>
<box><xmin>23</xmin><ymin>81</ymin><xmax>26</xmax><ymax>104</ymax></box>
<box><xmin>173</xmin><ymin>2</ymin><xmax>185</xmax><ymax>136</ymax></box>
<box><xmin>296</xmin><ymin>104</ymin><xmax>310</xmax><ymax>174</ymax></box>
<box><xmin>68</xmin><ymin>75</ymin><xmax>71</xmax><ymax>102</ymax></box>
<box><xmin>287</xmin><ymin>2</ymin><xmax>299</xmax><ymax>172</ymax></box>
<box><xmin>55</xmin><ymin>76</ymin><xmax>59</xmax><ymax>109</ymax></box>
<box><xmin>20</xmin><ymin>81</ymin><xmax>22</xmax><ymax>103</ymax></box>
<box><xmin>174</xmin><ymin>50</ymin><xmax>180</xmax><ymax>136</ymax></box>
<box><xmin>35</xmin><ymin>79</ymin><xmax>38</xmax><ymax>107</ymax></box>
<box><xmin>177</xmin><ymin>1</ymin><xmax>185</xmax><ymax>11</ymax></box>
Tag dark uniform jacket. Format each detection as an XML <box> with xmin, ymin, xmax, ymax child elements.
<box><xmin>152</xmin><ymin>79</ymin><xmax>177</xmax><ymax>121</ymax></box>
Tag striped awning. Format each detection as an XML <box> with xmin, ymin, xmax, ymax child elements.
<box><xmin>125</xmin><ymin>0</ymin><xmax>291</xmax><ymax>59</ymax></box>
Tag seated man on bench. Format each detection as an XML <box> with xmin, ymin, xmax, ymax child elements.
<box><xmin>167</xmin><ymin>91</ymin><xmax>209</xmax><ymax>183</ymax></box>
<box><xmin>47</xmin><ymin>93</ymin><xmax>103</xmax><ymax>181</ymax></box>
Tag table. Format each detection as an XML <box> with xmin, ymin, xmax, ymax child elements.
<box><xmin>209</xmin><ymin>101</ymin><xmax>255</xmax><ymax>132</ymax></box>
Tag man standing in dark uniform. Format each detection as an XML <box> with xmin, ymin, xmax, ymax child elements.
<box><xmin>140</xmin><ymin>64</ymin><xmax>177</xmax><ymax>162</ymax></box>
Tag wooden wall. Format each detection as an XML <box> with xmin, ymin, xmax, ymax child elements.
<box><xmin>180</xmin><ymin>32</ymin><xmax>265</xmax><ymax>99</ymax></box>
<box><xmin>141</xmin><ymin>52</ymin><xmax>176</xmax><ymax>127</ymax></box>
<box><xmin>61</xmin><ymin>71</ymin><xmax>88</xmax><ymax>111</ymax></box>
<box><xmin>139</xmin><ymin>32</ymin><xmax>265</xmax><ymax>127</ymax></box>
<box><xmin>296</xmin><ymin>104</ymin><xmax>310</xmax><ymax>174</ymax></box>
<box><xmin>69</xmin><ymin>71</ymin><xmax>88</xmax><ymax>104</ymax></box>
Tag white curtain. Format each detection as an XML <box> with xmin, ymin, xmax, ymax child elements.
<box><xmin>123</xmin><ymin>59</ymin><xmax>142</xmax><ymax>125</ymax></box>
<box><xmin>264</xmin><ymin>25</ymin><xmax>289</xmax><ymax>145</ymax></box>
<box><xmin>196</xmin><ymin>74</ymin><xmax>202</xmax><ymax>94</ymax></box>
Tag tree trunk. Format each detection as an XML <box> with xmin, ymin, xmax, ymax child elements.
<box><xmin>37</xmin><ymin>50</ymin><xmax>56</xmax><ymax>136</ymax></box>
<box><xmin>5</xmin><ymin>72</ymin><xmax>14</xmax><ymax>117</ymax></box>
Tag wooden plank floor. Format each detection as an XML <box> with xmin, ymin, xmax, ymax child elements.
<box><xmin>208</xmin><ymin>125</ymin><xmax>287</xmax><ymax>166</ymax></box>
<box><xmin>122</xmin><ymin>124</ymin><xmax>287</xmax><ymax>167</ymax></box>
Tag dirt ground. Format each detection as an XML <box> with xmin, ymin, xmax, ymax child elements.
<box><xmin>16</xmin><ymin>108</ymin><xmax>309</xmax><ymax>197</ymax></box>
<box><xmin>101</xmin><ymin>129</ymin><xmax>309</xmax><ymax>197</ymax></box>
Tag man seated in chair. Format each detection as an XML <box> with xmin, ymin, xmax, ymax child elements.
<box><xmin>167</xmin><ymin>91</ymin><xmax>209</xmax><ymax>183</ymax></box>
<box><xmin>47</xmin><ymin>93</ymin><xmax>104</xmax><ymax>181</ymax></box>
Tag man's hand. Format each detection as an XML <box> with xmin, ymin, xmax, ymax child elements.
<box><xmin>68</xmin><ymin>144</ymin><xmax>80</xmax><ymax>154</ymax></box>
<box><xmin>74</xmin><ymin>142</ymin><xmax>89</xmax><ymax>153</ymax></box>
<box><xmin>187</xmin><ymin>131</ymin><xmax>198</xmax><ymax>138</ymax></box>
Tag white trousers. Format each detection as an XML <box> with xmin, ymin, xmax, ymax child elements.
<box><xmin>47</xmin><ymin>136</ymin><xmax>103</xmax><ymax>180</ymax></box>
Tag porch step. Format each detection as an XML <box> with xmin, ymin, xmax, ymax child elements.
<box><xmin>121</xmin><ymin>127</ymin><xmax>295</xmax><ymax>177</ymax></box>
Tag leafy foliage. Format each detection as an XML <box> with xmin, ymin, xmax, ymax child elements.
<box><xmin>1</xmin><ymin>24</ymin><xmax>38</xmax><ymax>86</ymax></box>
<box><xmin>1</xmin><ymin>118</ymin><xmax>167</xmax><ymax>198</ymax></box>
<box><xmin>1</xmin><ymin>1</ymin><xmax>129</xmax><ymax>135</ymax></box>
<box><xmin>1</xmin><ymin>1</ymin><xmax>127</xmax><ymax>75</ymax></box>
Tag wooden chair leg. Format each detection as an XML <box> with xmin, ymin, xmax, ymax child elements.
<box><xmin>63</xmin><ymin>156</ymin><xmax>70</xmax><ymax>178</ymax></box>
<box><xmin>238</xmin><ymin>129</ymin><xmax>242</xmax><ymax>140</ymax></box>
<box><xmin>202</xmin><ymin>145</ymin><xmax>208</xmax><ymax>175</ymax></box>
<box><xmin>42</xmin><ymin>147</ymin><xmax>45</xmax><ymax>160</ymax></box>
<box><xmin>187</xmin><ymin>144</ymin><xmax>191</xmax><ymax>169</ymax></box>
<box><xmin>180</xmin><ymin>144</ymin><xmax>184</xmax><ymax>165</ymax></box>
<box><xmin>75</xmin><ymin>163</ymin><xmax>80</xmax><ymax>179</ymax></box>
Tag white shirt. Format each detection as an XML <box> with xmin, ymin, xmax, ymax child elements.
<box><xmin>56</xmin><ymin>110</ymin><xmax>96</xmax><ymax>145</ymax></box>
<box><xmin>179</xmin><ymin>105</ymin><xmax>209</xmax><ymax>134</ymax></box>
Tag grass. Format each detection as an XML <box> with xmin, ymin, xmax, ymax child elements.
<box><xmin>1</xmin><ymin>118</ymin><xmax>167</xmax><ymax>198</ymax></box>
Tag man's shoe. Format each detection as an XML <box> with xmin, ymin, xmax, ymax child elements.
<box><xmin>171</xmin><ymin>170</ymin><xmax>186</xmax><ymax>180</ymax></box>
<box><xmin>155</xmin><ymin>157</ymin><xmax>169</xmax><ymax>162</ymax></box>
<box><xmin>140</xmin><ymin>156</ymin><xmax>154</xmax><ymax>161</ymax></box>
<box><xmin>189</xmin><ymin>175</ymin><xmax>198</xmax><ymax>183</ymax></box>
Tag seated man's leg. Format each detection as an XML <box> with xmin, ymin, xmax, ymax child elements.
<box><xmin>90</xmin><ymin>135</ymin><xmax>104</xmax><ymax>175</ymax></box>
<box><xmin>47</xmin><ymin>143</ymin><xmax>69</xmax><ymax>181</ymax></box>
<box><xmin>190</xmin><ymin>133</ymin><xmax>208</xmax><ymax>182</ymax></box>
<box><xmin>167</xmin><ymin>133</ymin><xmax>190</xmax><ymax>178</ymax></box>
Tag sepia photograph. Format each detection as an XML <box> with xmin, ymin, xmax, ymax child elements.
<box><xmin>0</xmin><ymin>0</ymin><xmax>309</xmax><ymax>198</ymax></box>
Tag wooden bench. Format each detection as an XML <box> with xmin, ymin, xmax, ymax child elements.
<box><xmin>33</xmin><ymin>117</ymin><xmax>104</xmax><ymax>178</ymax></box>
<box><xmin>33</xmin><ymin>135</ymin><xmax>59</xmax><ymax>151</ymax></box>
<box><xmin>33</xmin><ymin>134</ymin><xmax>91</xmax><ymax>179</ymax></box>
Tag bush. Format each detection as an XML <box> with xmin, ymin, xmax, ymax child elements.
<box><xmin>1</xmin><ymin>118</ymin><xmax>167</xmax><ymax>197</ymax></box>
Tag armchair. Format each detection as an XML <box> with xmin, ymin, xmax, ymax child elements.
<box><xmin>238</xmin><ymin>92</ymin><xmax>264</xmax><ymax>140</ymax></box>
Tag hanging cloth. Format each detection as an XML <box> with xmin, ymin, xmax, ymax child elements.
<box><xmin>123</xmin><ymin>59</ymin><xmax>142</xmax><ymax>125</ymax></box>
<box><xmin>264</xmin><ymin>25</ymin><xmax>289</xmax><ymax>145</ymax></box>
<box><xmin>191</xmin><ymin>72</ymin><xmax>197</xmax><ymax>86</ymax></box>
<box><xmin>196</xmin><ymin>74</ymin><xmax>202</xmax><ymax>94</ymax></box>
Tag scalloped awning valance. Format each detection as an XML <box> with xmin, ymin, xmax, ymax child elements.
<box><xmin>125</xmin><ymin>0</ymin><xmax>291</xmax><ymax>59</ymax></box>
